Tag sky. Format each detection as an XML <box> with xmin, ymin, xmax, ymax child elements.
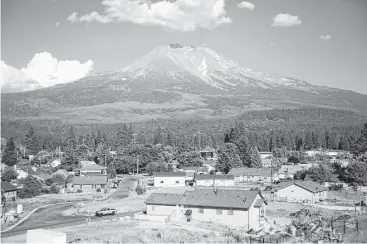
<box><xmin>1</xmin><ymin>0</ymin><xmax>367</xmax><ymax>94</ymax></box>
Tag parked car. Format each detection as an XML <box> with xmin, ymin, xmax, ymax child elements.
<box><xmin>95</xmin><ymin>208</ymin><xmax>117</xmax><ymax>216</ymax></box>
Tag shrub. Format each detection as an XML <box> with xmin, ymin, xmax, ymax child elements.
<box><xmin>41</xmin><ymin>187</ymin><xmax>51</xmax><ymax>194</ymax></box>
<box><xmin>50</xmin><ymin>183</ymin><xmax>60</xmax><ymax>194</ymax></box>
<box><xmin>17</xmin><ymin>176</ymin><xmax>42</xmax><ymax>198</ymax></box>
<box><xmin>1</xmin><ymin>167</ymin><xmax>19</xmax><ymax>182</ymax></box>
<box><xmin>328</xmin><ymin>184</ymin><xmax>343</xmax><ymax>191</ymax></box>
<box><xmin>135</xmin><ymin>185</ymin><xmax>146</xmax><ymax>195</ymax></box>
<box><xmin>77</xmin><ymin>189</ymin><xmax>83</xmax><ymax>193</ymax></box>
<box><xmin>96</xmin><ymin>188</ymin><xmax>101</xmax><ymax>192</ymax></box>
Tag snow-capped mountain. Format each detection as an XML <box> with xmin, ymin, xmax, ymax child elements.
<box><xmin>2</xmin><ymin>44</ymin><xmax>367</xmax><ymax>123</ymax></box>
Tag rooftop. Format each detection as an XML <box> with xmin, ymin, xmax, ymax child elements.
<box><xmin>195</xmin><ymin>174</ymin><xmax>234</xmax><ymax>180</ymax></box>
<box><xmin>1</xmin><ymin>181</ymin><xmax>17</xmax><ymax>192</ymax></box>
<box><xmin>144</xmin><ymin>193</ymin><xmax>183</xmax><ymax>206</ymax></box>
<box><xmin>274</xmin><ymin>181</ymin><xmax>328</xmax><ymax>193</ymax></box>
<box><xmin>153</xmin><ymin>172</ymin><xmax>186</xmax><ymax>177</ymax></box>
<box><xmin>179</xmin><ymin>189</ymin><xmax>262</xmax><ymax>210</ymax></box>
<box><xmin>228</xmin><ymin>167</ymin><xmax>274</xmax><ymax>177</ymax></box>
<box><xmin>73</xmin><ymin>175</ymin><xmax>108</xmax><ymax>185</ymax></box>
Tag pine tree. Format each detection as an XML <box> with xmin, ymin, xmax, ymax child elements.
<box><xmin>2</xmin><ymin>138</ymin><xmax>18</xmax><ymax>167</ymax></box>
<box><xmin>25</xmin><ymin>127</ymin><xmax>39</xmax><ymax>155</ymax></box>
<box><xmin>116</xmin><ymin>123</ymin><xmax>133</xmax><ymax>149</ymax></box>
<box><xmin>67</xmin><ymin>126</ymin><xmax>77</xmax><ymax>150</ymax></box>
<box><xmin>153</xmin><ymin>126</ymin><xmax>163</xmax><ymax>145</ymax></box>
<box><xmin>249</xmin><ymin>147</ymin><xmax>262</xmax><ymax>168</ymax></box>
<box><xmin>236</xmin><ymin>135</ymin><xmax>251</xmax><ymax>166</ymax></box>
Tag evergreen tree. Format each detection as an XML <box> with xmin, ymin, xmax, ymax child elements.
<box><xmin>116</xmin><ymin>123</ymin><xmax>133</xmax><ymax>149</ymax></box>
<box><xmin>249</xmin><ymin>147</ymin><xmax>262</xmax><ymax>168</ymax></box>
<box><xmin>166</xmin><ymin>132</ymin><xmax>174</xmax><ymax>147</ymax></box>
<box><xmin>2</xmin><ymin>138</ymin><xmax>18</xmax><ymax>167</ymax></box>
<box><xmin>236</xmin><ymin>135</ymin><xmax>251</xmax><ymax>166</ymax></box>
<box><xmin>67</xmin><ymin>126</ymin><xmax>77</xmax><ymax>150</ymax></box>
<box><xmin>304</xmin><ymin>130</ymin><xmax>313</xmax><ymax>149</ymax></box>
<box><xmin>153</xmin><ymin>126</ymin><xmax>163</xmax><ymax>145</ymax></box>
<box><xmin>25</xmin><ymin>127</ymin><xmax>39</xmax><ymax>155</ymax></box>
<box><xmin>215</xmin><ymin>143</ymin><xmax>242</xmax><ymax>173</ymax></box>
<box><xmin>353</xmin><ymin>122</ymin><xmax>367</xmax><ymax>154</ymax></box>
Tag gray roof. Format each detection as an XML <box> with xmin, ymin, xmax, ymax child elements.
<box><xmin>73</xmin><ymin>175</ymin><xmax>108</xmax><ymax>185</ymax></box>
<box><xmin>195</xmin><ymin>174</ymin><xmax>234</xmax><ymax>180</ymax></box>
<box><xmin>1</xmin><ymin>181</ymin><xmax>17</xmax><ymax>192</ymax></box>
<box><xmin>274</xmin><ymin>181</ymin><xmax>328</xmax><ymax>193</ymax></box>
<box><xmin>153</xmin><ymin>172</ymin><xmax>186</xmax><ymax>177</ymax></box>
<box><xmin>144</xmin><ymin>193</ymin><xmax>183</xmax><ymax>206</ymax></box>
<box><xmin>228</xmin><ymin>167</ymin><xmax>274</xmax><ymax>177</ymax></box>
<box><xmin>179</xmin><ymin>189</ymin><xmax>260</xmax><ymax>210</ymax></box>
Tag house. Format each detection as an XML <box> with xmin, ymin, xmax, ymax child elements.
<box><xmin>1</xmin><ymin>163</ymin><xmax>7</xmax><ymax>173</ymax></box>
<box><xmin>228</xmin><ymin>168</ymin><xmax>278</xmax><ymax>184</ymax></box>
<box><xmin>153</xmin><ymin>172</ymin><xmax>186</xmax><ymax>187</ymax></box>
<box><xmin>272</xmin><ymin>181</ymin><xmax>328</xmax><ymax>203</ymax></box>
<box><xmin>48</xmin><ymin>158</ymin><xmax>62</xmax><ymax>168</ymax></box>
<box><xmin>1</xmin><ymin>181</ymin><xmax>17</xmax><ymax>200</ymax></box>
<box><xmin>278</xmin><ymin>165</ymin><xmax>305</xmax><ymax>180</ymax></box>
<box><xmin>109</xmin><ymin>151</ymin><xmax>117</xmax><ymax>156</ymax></box>
<box><xmin>259</xmin><ymin>152</ymin><xmax>273</xmax><ymax>159</ymax></box>
<box><xmin>15</xmin><ymin>169</ymin><xmax>29</xmax><ymax>179</ymax></box>
<box><xmin>202</xmin><ymin>160</ymin><xmax>216</xmax><ymax>172</ymax></box>
<box><xmin>52</xmin><ymin>169</ymin><xmax>71</xmax><ymax>179</ymax></box>
<box><xmin>144</xmin><ymin>193</ymin><xmax>183</xmax><ymax>216</ymax></box>
<box><xmin>79</xmin><ymin>161</ymin><xmax>107</xmax><ymax>176</ymax></box>
<box><xmin>195</xmin><ymin>174</ymin><xmax>234</xmax><ymax>187</ymax></box>
<box><xmin>72</xmin><ymin>175</ymin><xmax>108</xmax><ymax>192</ymax></box>
<box><xmin>199</xmin><ymin>148</ymin><xmax>217</xmax><ymax>161</ymax></box>
<box><xmin>178</xmin><ymin>189</ymin><xmax>267</xmax><ymax>230</ymax></box>
<box><xmin>305</xmin><ymin>150</ymin><xmax>323</xmax><ymax>157</ymax></box>
<box><xmin>261</xmin><ymin>158</ymin><xmax>273</xmax><ymax>168</ymax></box>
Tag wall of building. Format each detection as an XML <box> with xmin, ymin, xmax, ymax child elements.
<box><xmin>4</xmin><ymin>191</ymin><xmax>17</xmax><ymax>200</ymax></box>
<box><xmin>153</xmin><ymin>177</ymin><xmax>185</xmax><ymax>187</ymax></box>
<box><xmin>195</xmin><ymin>179</ymin><xmax>234</xmax><ymax>187</ymax></box>
<box><xmin>73</xmin><ymin>184</ymin><xmax>106</xmax><ymax>192</ymax></box>
<box><xmin>146</xmin><ymin>204</ymin><xmax>176</xmax><ymax>216</ymax></box>
<box><xmin>180</xmin><ymin>205</ymin><xmax>250</xmax><ymax>228</ymax></box>
<box><xmin>274</xmin><ymin>185</ymin><xmax>326</xmax><ymax>203</ymax></box>
<box><xmin>236</xmin><ymin>175</ymin><xmax>273</xmax><ymax>184</ymax></box>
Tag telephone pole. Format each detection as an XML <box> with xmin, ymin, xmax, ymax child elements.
<box><xmin>136</xmin><ymin>155</ymin><xmax>139</xmax><ymax>176</ymax></box>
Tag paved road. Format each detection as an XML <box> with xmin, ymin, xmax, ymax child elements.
<box><xmin>2</xmin><ymin>176</ymin><xmax>141</xmax><ymax>238</ymax></box>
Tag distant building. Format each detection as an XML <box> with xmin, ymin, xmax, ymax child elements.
<box><xmin>153</xmin><ymin>172</ymin><xmax>186</xmax><ymax>187</ymax></box>
<box><xmin>79</xmin><ymin>161</ymin><xmax>107</xmax><ymax>176</ymax></box>
<box><xmin>228</xmin><ymin>168</ymin><xmax>278</xmax><ymax>184</ymax></box>
<box><xmin>15</xmin><ymin>169</ymin><xmax>29</xmax><ymax>179</ymax></box>
<box><xmin>194</xmin><ymin>174</ymin><xmax>234</xmax><ymax>187</ymax></box>
<box><xmin>272</xmin><ymin>181</ymin><xmax>328</xmax><ymax>203</ymax></box>
<box><xmin>72</xmin><ymin>175</ymin><xmax>108</xmax><ymax>192</ymax></box>
<box><xmin>199</xmin><ymin>147</ymin><xmax>217</xmax><ymax>161</ymax></box>
<box><xmin>259</xmin><ymin>152</ymin><xmax>273</xmax><ymax>159</ymax></box>
<box><xmin>47</xmin><ymin>158</ymin><xmax>62</xmax><ymax>168</ymax></box>
<box><xmin>277</xmin><ymin>165</ymin><xmax>306</xmax><ymax>180</ymax></box>
<box><xmin>261</xmin><ymin>158</ymin><xmax>273</xmax><ymax>168</ymax></box>
<box><xmin>324</xmin><ymin>174</ymin><xmax>347</xmax><ymax>188</ymax></box>
<box><xmin>52</xmin><ymin>169</ymin><xmax>71</xmax><ymax>179</ymax></box>
<box><xmin>1</xmin><ymin>181</ymin><xmax>17</xmax><ymax>200</ymax></box>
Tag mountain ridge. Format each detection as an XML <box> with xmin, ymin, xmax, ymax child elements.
<box><xmin>1</xmin><ymin>43</ymin><xmax>367</xmax><ymax>124</ymax></box>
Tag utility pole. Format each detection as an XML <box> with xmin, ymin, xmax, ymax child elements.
<box><xmin>136</xmin><ymin>155</ymin><xmax>139</xmax><ymax>176</ymax></box>
<box><xmin>198</xmin><ymin>130</ymin><xmax>201</xmax><ymax>151</ymax></box>
<box><xmin>271</xmin><ymin>157</ymin><xmax>273</xmax><ymax>190</ymax></box>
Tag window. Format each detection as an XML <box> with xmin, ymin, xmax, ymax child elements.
<box><xmin>260</xmin><ymin>207</ymin><xmax>265</xmax><ymax>215</ymax></box>
<box><xmin>176</xmin><ymin>181</ymin><xmax>179</xmax><ymax>183</ymax></box>
<box><xmin>216</xmin><ymin>209</ymin><xmax>222</xmax><ymax>215</ymax></box>
<box><xmin>228</xmin><ymin>209</ymin><xmax>234</xmax><ymax>215</ymax></box>
<box><xmin>160</xmin><ymin>181</ymin><xmax>164</xmax><ymax>184</ymax></box>
<box><xmin>152</xmin><ymin>205</ymin><xmax>155</xmax><ymax>211</ymax></box>
<box><xmin>80</xmin><ymin>185</ymin><xmax>83</xmax><ymax>189</ymax></box>
<box><xmin>198</xmin><ymin>207</ymin><xmax>204</xmax><ymax>214</ymax></box>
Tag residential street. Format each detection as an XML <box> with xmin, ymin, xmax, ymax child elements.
<box><xmin>1</xmin><ymin>176</ymin><xmax>140</xmax><ymax>239</ymax></box>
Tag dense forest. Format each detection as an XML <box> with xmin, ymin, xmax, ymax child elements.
<box><xmin>1</xmin><ymin>107</ymin><xmax>365</xmax><ymax>153</ymax></box>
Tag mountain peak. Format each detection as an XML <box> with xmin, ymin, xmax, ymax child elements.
<box><xmin>168</xmin><ymin>43</ymin><xmax>195</xmax><ymax>49</ymax></box>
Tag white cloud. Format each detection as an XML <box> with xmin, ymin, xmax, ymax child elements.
<box><xmin>56</xmin><ymin>22</ymin><xmax>60</xmax><ymax>27</ymax></box>
<box><xmin>67</xmin><ymin>0</ymin><xmax>232</xmax><ymax>32</ymax></box>
<box><xmin>237</xmin><ymin>1</ymin><xmax>255</xmax><ymax>10</ymax></box>
<box><xmin>1</xmin><ymin>52</ymin><xmax>93</xmax><ymax>93</ymax></box>
<box><xmin>271</xmin><ymin>13</ymin><xmax>302</xmax><ymax>27</ymax></box>
<box><xmin>320</xmin><ymin>34</ymin><xmax>331</xmax><ymax>40</ymax></box>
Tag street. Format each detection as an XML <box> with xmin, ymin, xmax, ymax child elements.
<box><xmin>1</xmin><ymin>176</ymin><xmax>141</xmax><ymax>239</ymax></box>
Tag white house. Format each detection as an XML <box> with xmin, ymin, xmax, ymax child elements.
<box><xmin>199</xmin><ymin>147</ymin><xmax>217</xmax><ymax>161</ymax></box>
<box><xmin>179</xmin><ymin>189</ymin><xmax>267</xmax><ymax>230</ymax></box>
<box><xmin>144</xmin><ymin>193</ymin><xmax>183</xmax><ymax>216</ymax></box>
<box><xmin>272</xmin><ymin>181</ymin><xmax>328</xmax><ymax>203</ymax></box>
<box><xmin>153</xmin><ymin>172</ymin><xmax>186</xmax><ymax>187</ymax></box>
<box><xmin>145</xmin><ymin>189</ymin><xmax>268</xmax><ymax>230</ymax></box>
<box><xmin>228</xmin><ymin>168</ymin><xmax>278</xmax><ymax>184</ymax></box>
<box><xmin>195</xmin><ymin>174</ymin><xmax>234</xmax><ymax>187</ymax></box>
<box><xmin>48</xmin><ymin>158</ymin><xmax>62</xmax><ymax>168</ymax></box>
<box><xmin>277</xmin><ymin>165</ymin><xmax>305</xmax><ymax>180</ymax></box>
<box><xmin>259</xmin><ymin>152</ymin><xmax>273</xmax><ymax>159</ymax></box>
<box><xmin>324</xmin><ymin>174</ymin><xmax>348</xmax><ymax>188</ymax></box>
<box><xmin>79</xmin><ymin>161</ymin><xmax>107</xmax><ymax>176</ymax></box>
<box><xmin>16</xmin><ymin>169</ymin><xmax>29</xmax><ymax>179</ymax></box>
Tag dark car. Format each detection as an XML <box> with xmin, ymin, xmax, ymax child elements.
<box><xmin>95</xmin><ymin>208</ymin><xmax>117</xmax><ymax>216</ymax></box>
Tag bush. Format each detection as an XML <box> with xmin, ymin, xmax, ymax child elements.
<box><xmin>50</xmin><ymin>183</ymin><xmax>60</xmax><ymax>194</ymax></box>
<box><xmin>2</xmin><ymin>167</ymin><xmax>19</xmax><ymax>182</ymax></box>
<box><xmin>135</xmin><ymin>185</ymin><xmax>146</xmax><ymax>195</ymax></box>
<box><xmin>41</xmin><ymin>187</ymin><xmax>51</xmax><ymax>194</ymax></box>
<box><xmin>17</xmin><ymin>176</ymin><xmax>42</xmax><ymax>198</ymax></box>
<box><xmin>96</xmin><ymin>188</ymin><xmax>101</xmax><ymax>192</ymax></box>
<box><xmin>77</xmin><ymin>189</ymin><xmax>83</xmax><ymax>193</ymax></box>
<box><xmin>328</xmin><ymin>184</ymin><xmax>343</xmax><ymax>191</ymax></box>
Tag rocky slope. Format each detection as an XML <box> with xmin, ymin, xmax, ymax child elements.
<box><xmin>2</xmin><ymin>44</ymin><xmax>367</xmax><ymax>123</ymax></box>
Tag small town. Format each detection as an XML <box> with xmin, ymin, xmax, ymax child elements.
<box><xmin>1</xmin><ymin>0</ymin><xmax>367</xmax><ymax>243</ymax></box>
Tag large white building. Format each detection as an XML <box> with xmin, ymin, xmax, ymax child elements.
<box><xmin>194</xmin><ymin>174</ymin><xmax>234</xmax><ymax>187</ymax></box>
<box><xmin>272</xmin><ymin>181</ymin><xmax>328</xmax><ymax>203</ymax></box>
<box><xmin>153</xmin><ymin>172</ymin><xmax>186</xmax><ymax>187</ymax></box>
